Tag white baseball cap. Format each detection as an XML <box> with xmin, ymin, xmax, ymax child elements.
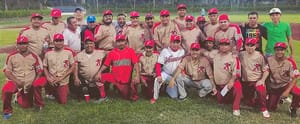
<box><xmin>269</xmin><ymin>8</ymin><xmax>281</xmax><ymax>15</ymax></box>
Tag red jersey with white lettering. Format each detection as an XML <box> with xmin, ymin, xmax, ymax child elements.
<box><xmin>157</xmin><ymin>47</ymin><xmax>185</xmax><ymax>75</ymax></box>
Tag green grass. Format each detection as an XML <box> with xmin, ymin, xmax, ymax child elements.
<box><xmin>0</xmin><ymin>13</ymin><xmax>300</xmax><ymax>124</ymax></box>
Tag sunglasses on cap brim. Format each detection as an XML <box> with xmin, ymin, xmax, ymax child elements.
<box><xmin>172</xmin><ymin>40</ymin><xmax>181</xmax><ymax>44</ymax></box>
<box><xmin>145</xmin><ymin>46</ymin><xmax>153</xmax><ymax>49</ymax></box>
<box><xmin>161</xmin><ymin>15</ymin><xmax>169</xmax><ymax>17</ymax></box>
<box><xmin>54</xmin><ymin>39</ymin><xmax>64</xmax><ymax>42</ymax></box>
<box><xmin>219</xmin><ymin>43</ymin><xmax>230</xmax><ymax>45</ymax></box>
<box><xmin>191</xmin><ymin>48</ymin><xmax>200</xmax><ymax>51</ymax></box>
<box><xmin>246</xmin><ymin>43</ymin><xmax>256</xmax><ymax>47</ymax></box>
<box><xmin>274</xmin><ymin>47</ymin><xmax>286</xmax><ymax>50</ymax></box>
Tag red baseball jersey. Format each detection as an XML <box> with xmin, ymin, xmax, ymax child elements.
<box><xmin>104</xmin><ymin>47</ymin><xmax>138</xmax><ymax>84</ymax></box>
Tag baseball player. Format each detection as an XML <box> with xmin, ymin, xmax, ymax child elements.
<box><xmin>95</xmin><ymin>34</ymin><xmax>140</xmax><ymax>100</ymax></box>
<box><xmin>214</xmin><ymin>14</ymin><xmax>243</xmax><ymax>55</ymax></box>
<box><xmin>173</xmin><ymin>3</ymin><xmax>187</xmax><ymax>31</ymax></box>
<box><xmin>176</xmin><ymin>43</ymin><xmax>217</xmax><ymax>100</ymax></box>
<box><xmin>95</xmin><ymin>10</ymin><xmax>116</xmax><ymax>52</ymax></box>
<box><xmin>43</xmin><ymin>8</ymin><xmax>66</xmax><ymax>48</ymax></box>
<box><xmin>203</xmin><ymin>8</ymin><xmax>219</xmax><ymax>37</ymax></box>
<box><xmin>239</xmin><ymin>38</ymin><xmax>270</xmax><ymax>118</ymax></box>
<box><xmin>63</xmin><ymin>16</ymin><xmax>81</xmax><ymax>53</ymax></box>
<box><xmin>143</xmin><ymin>13</ymin><xmax>154</xmax><ymax>41</ymax></box>
<box><xmin>43</xmin><ymin>33</ymin><xmax>76</xmax><ymax>104</ymax></box>
<box><xmin>2</xmin><ymin>36</ymin><xmax>46</xmax><ymax>119</ymax></box>
<box><xmin>124</xmin><ymin>11</ymin><xmax>145</xmax><ymax>54</ymax></box>
<box><xmin>150</xmin><ymin>34</ymin><xmax>185</xmax><ymax>104</ymax></box>
<box><xmin>202</xmin><ymin>37</ymin><xmax>218</xmax><ymax>64</ymax></box>
<box><xmin>181</xmin><ymin>15</ymin><xmax>205</xmax><ymax>53</ymax></box>
<box><xmin>74</xmin><ymin>34</ymin><xmax>107</xmax><ymax>103</ymax></box>
<box><xmin>80</xmin><ymin>15</ymin><xmax>99</xmax><ymax>50</ymax></box>
<box><xmin>153</xmin><ymin>9</ymin><xmax>180</xmax><ymax>51</ymax></box>
<box><xmin>213</xmin><ymin>38</ymin><xmax>242</xmax><ymax>116</ymax></box>
<box><xmin>267</xmin><ymin>42</ymin><xmax>300</xmax><ymax>118</ymax></box>
<box><xmin>196</xmin><ymin>16</ymin><xmax>207</xmax><ymax>36</ymax></box>
<box><xmin>21</xmin><ymin>13</ymin><xmax>51</xmax><ymax>57</ymax></box>
<box><xmin>138</xmin><ymin>40</ymin><xmax>159</xmax><ymax>99</ymax></box>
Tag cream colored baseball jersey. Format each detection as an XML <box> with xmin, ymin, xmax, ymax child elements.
<box><xmin>94</xmin><ymin>24</ymin><xmax>116</xmax><ymax>50</ymax></box>
<box><xmin>139</xmin><ymin>52</ymin><xmax>159</xmax><ymax>74</ymax></box>
<box><xmin>213</xmin><ymin>52</ymin><xmax>240</xmax><ymax>85</ymax></box>
<box><xmin>268</xmin><ymin>56</ymin><xmax>300</xmax><ymax>89</ymax></box>
<box><xmin>21</xmin><ymin>26</ymin><xmax>50</xmax><ymax>56</ymax></box>
<box><xmin>153</xmin><ymin>21</ymin><xmax>181</xmax><ymax>49</ymax></box>
<box><xmin>75</xmin><ymin>49</ymin><xmax>105</xmax><ymax>87</ymax></box>
<box><xmin>43</xmin><ymin>48</ymin><xmax>75</xmax><ymax>85</ymax></box>
<box><xmin>124</xmin><ymin>25</ymin><xmax>145</xmax><ymax>54</ymax></box>
<box><xmin>179</xmin><ymin>55</ymin><xmax>213</xmax><ymax>81</ymax></box>
<box><xmin>239</xmin><ymin>51</ymin><xmax>269</xmax><ymax>82</ymax></box>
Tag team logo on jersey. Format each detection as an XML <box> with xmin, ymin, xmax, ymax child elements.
<box><xmin>281</xmin><ymin>69</ymin><xmax>290</xmax><ymax>77</ymax></box>
<box><xmin>224</xmin><ymin>62</ymin><xmax>231</xmax><ymax>71</ymax></box>
<box><xmin>63</xmin><ymin>60</ymin><xmax>69</xmax><ymax>68</ymax></box>
<box><xmin>96</xmin><ymin>59</ymin><xmax>101</xmax><ymax>66</ymax></box>
<box><xmin>198</xmin><ymin>66</ymin><xmax>205</xmax><ymax>73</ymax></box>
<box><xmin>253</xmin><ymin>63</ymin><xmax>261</xmax><ymax>71</ymax></box>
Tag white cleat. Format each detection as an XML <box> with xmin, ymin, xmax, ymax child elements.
<box><xmin>233</xmin><ymin>110</ymin><xmax>240</xmax><ymax>116</ymax></box>
<box><xmin>262</xmin><ymin>110</ymin><xmax>270</xmax><ymax>118</ymax></box>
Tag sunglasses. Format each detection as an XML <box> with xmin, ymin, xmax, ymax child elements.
<box><xmin>88</xmin><ymin>21</ymin><xmax>95</xmax><ymax>23</ymax></box>
<box><xmin>54</xmin><ymin>39</ymin><xmax>64</xmax><ymax>42</ymax></box>
<box><xmin>246</xmin><ymin>44</ymin><xmax>255</xmax><ymax>47</ymax></box>
<box><xmin>173</xmin><ymin>40</ymin><xmax>181</xmax><ymax>44</ymax></box>
<box><xmin>191</xmin><ymin>48</ymin><xmax>200</xmax><ymax>51</ymax></box>
<box><xmin>274</xmin><ymin>47</ymin><xmax>286</xmax><ymax>51</ymax></box>
<box><xmin>219</xmin><ymin>43</ymin><xmax>230</xmax><ymax>46</ymax></box>
<box><xmin>145</xmin><ymin>46</ymin><xmax>153</xmax><ymax>49</ymax></box>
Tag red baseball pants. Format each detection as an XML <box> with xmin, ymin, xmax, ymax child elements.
<box><xmin>216</xmin><ymin>80</ymin><xmax>242</xmax><ymax>110</ymax></box>
<box><xmin>2</xmin><ymin>77</ymin><xmax>46</xmax><ymax>114</ymax></box>
<box><xmin>242</xmin><ymin>81</ymin><xmax>267</xmax><ymax>111</ymax></box>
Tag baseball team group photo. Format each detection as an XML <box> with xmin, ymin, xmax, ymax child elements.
<box><xmin>0</xmin><ymin>0</ymin><xmax>300</xmax><ymax>123</ymax></box>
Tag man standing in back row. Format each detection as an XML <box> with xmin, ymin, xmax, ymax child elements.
<box><xmin>263</xmin><ymin>8</ymin><xmax>294</xmax><ymax>58</ymax></box>
<box><xmin>95</xmin><ymin>10</ymin><xmax>116</xmax><ymax>53</ymax></box>
<box><xmin>153</xmin><ymin>9</ymin><xmax>180</xmax><ymax>51</ymax></box>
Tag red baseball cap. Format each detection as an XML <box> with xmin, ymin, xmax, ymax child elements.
<box><xmin>51</xmin><ymin>8</ymin><xmax>62</xmax><ymax>17</ymax></box>
<box><xmin>160</xmin><ymin>9</ymin><xmax>170</xmax><ymax>16</ymax></box>
<box><xmin>208</xmin><ymin>8</ymin><xmax>218</xmax><ymax>15</ymax></box>
<box><xmin>190</xmin><ymin>43</ymin><xmax>201</xmax><ymax>49</ymax></box>
<box><xmin>197</xmin><ymin>16</ymin><xmax>206</xmax><ymax>22</ymax></box>
<box><xmin>16</xmin><ymin>35</ymin><xmax>29</xmax><ymax>44</ymax></box>
<box><xmin>102</xmin><ymin>10</ymin><xmax>113</xmax><ymax>16</ymax></box>
<box><xmin>144</xmin><ymin>40</ymin><xmax>155</xmax><ymax>47</ymax></box>
<box><xmin>177</xmin><ymin>4</ymin><xmax>187</xmax><ymax>10</ymax></box>
<box><xmin>31</xmin><ymin>13</ymin><xmax>43</xmax><ymax>20</ymax></box>
<box><xmin>219</xmin><ymin>13</ymin><xmax>229</xmax><ymax>21</ymax></box>
<box><xmin>53</xmin><ymin>33</ymin><xmax>64</xmax><ymax>41</ymax></box>
<box><xmin>170</xmin><ymin>34</ymin><xmax>181</xmax><ymax>42</ymax></box>
<box><xmin>274</xmin><ymin>42</ymin><xmax>287</xmax><ymax>49</ymax></box>
<box><xmin>185</xmin><ymin>15</ymin><xmax>194</xmax><ymax>21</ymax></box>
<box><xmin>205</xmin><ymin>37</ymin><xmax>214</xmax><ymax>42</ymax></box>
<box><xmin>115</xmin><ymin>34</ymin><xmax>126</xmax><ymax>41</ymax></box>
<box><xmin>84</xmin><ymin>35</ymin><xmax>95</xmax><ymax>42</ymax></box>
<box><xmin>245</xmin><ymin>38</ymin><xmax>257</xmax><ymax>45</ymax></box>
<box><xmin>130</xmin><ymin>11</ymin><xmax>139</xmax><ymax>18</ymax></box>
<box><xmin>145</xmin><ymin>13</ymin><xmax>154</xmax><ymax>19</ymax></box>
<box><xmin>219</xmin><ymin>38</ymin><xmax>230</xmax><ymax>44</ymax></box>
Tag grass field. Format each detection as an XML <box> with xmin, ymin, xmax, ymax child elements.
<box><xmin>0</xmin><ymin>13</ymin><xmax>300</xmax><ymax>124</ymax></box>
